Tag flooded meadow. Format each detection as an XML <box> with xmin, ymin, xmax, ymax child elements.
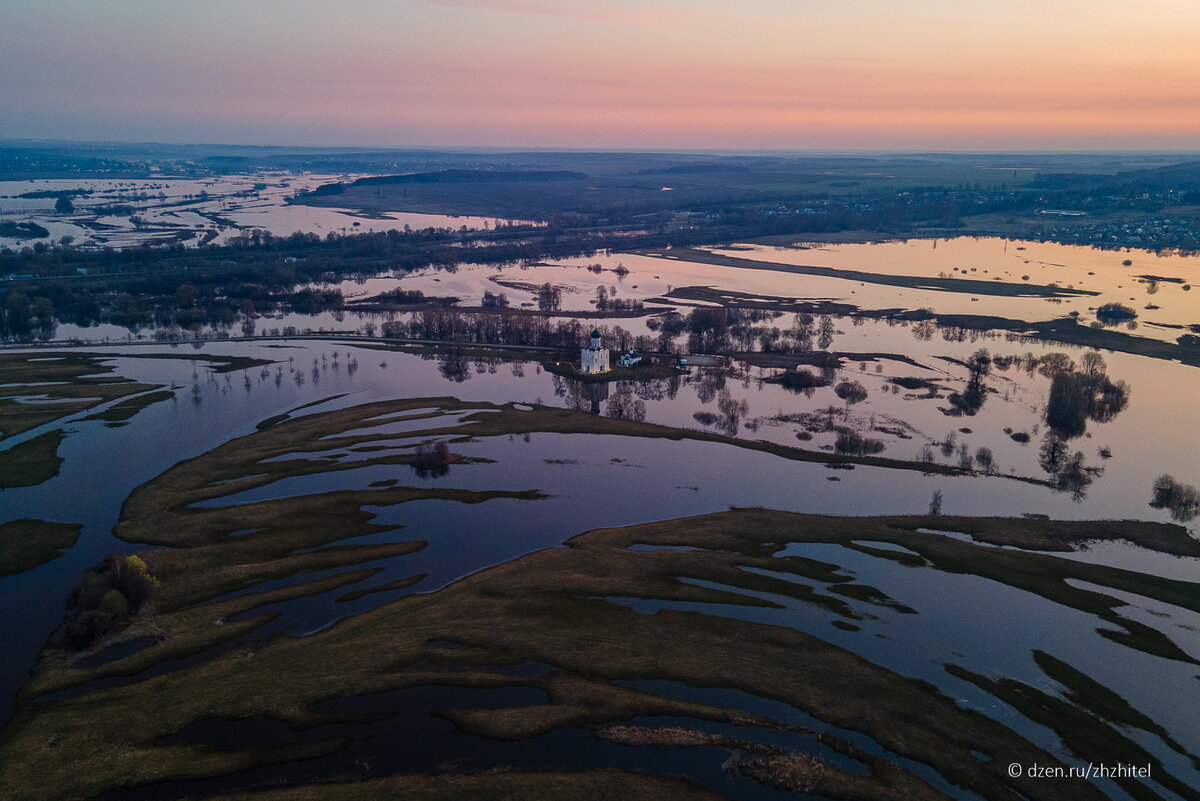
<box><xmin>2</xmin><ymin>235</ymin><xmax>1199</xmax><ymax>801</ymax></box>
<box><xmin>0</xmin><ymin>174</ymin><xmax>518</xmax><ymax>252</ymax></box>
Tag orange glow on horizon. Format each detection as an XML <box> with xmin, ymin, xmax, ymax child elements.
<box><xmin>2</xmin><ymin>0</ymin><xmax>1199</xmax><ymax>150</ymax></box>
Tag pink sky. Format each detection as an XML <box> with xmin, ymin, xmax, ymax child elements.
<box><xmin>3</xmin><ymin>0</ymin><xmax>1199</xmax><ymax>150</ymax></box>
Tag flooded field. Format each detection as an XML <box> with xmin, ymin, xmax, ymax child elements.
<box><xmin>281</xmin><ymin>237</ymin><xmax>1200</xmax><ymax>348</ymax></box>
<box><xmin>0</xmin><ymin>175</ymin><xmax>519</xmax><ymax>252</ymax></box>
<box><xmin>2</xmin><ymin>236</ymin><xmax>1199</xmax><ymax>801</ymax></box>
<box><xmin>706</xmin><ymin>238</ymin><xmax>1200</xmax><ymax>338</ymax></box>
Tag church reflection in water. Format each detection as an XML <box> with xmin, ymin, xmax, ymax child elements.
<box><xmin>581</xmin><ymin>381</ymin><xmax>609</xmax><ymax>414</ymax></box>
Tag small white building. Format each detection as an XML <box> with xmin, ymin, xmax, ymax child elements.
<box><xmin>580</xmin><ymin>328</ymin><xmax>610</xmax><ymax>374</ymax></box>
<box><xmin>619</xmin><ymin>350</ymin><xmax>648</xmax><ymax>369</ymax></box>
<box><xmin>617</xmin><ymin>350</ymin><xmax>642</xmax><ymax>368</ymax></box>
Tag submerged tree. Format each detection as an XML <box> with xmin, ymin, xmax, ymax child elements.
<box><xmin>957</xmin><ymin>442</ymin><xmax>973</xmax><ymax>471</ymax></box>
<box><xmin>1037</xmin><ymin>351</ymin><xmax>1076</xmax><ymax>378</ymax></box>
<box><xmin>791</xmin><ymin>312</ymin><xmax>815</xmax><ymax>351</ymax></box>
<box><xmin>412</xmin><ymin>441</ymin><xmax>452</xmax><ymax>477</ymax></box>
<box><xmin>438</xmin><ymin>347</ymin><xmax>471</xmax><ymax>383</ymax></box>
<box><xmin>1045</xmin><ymin>372</ymin><xmax>1091</xmax><ymax>438</ymax></box>
<box><xmin>834</xmin><ymin>380</ymin><xmax>868</xmax><ymax>416</ymax></box>
<box><xmin>834</xmin><ymin>427</ymin><xmax>886</xmax><ymax>456</ymax></box>
<box><xmin>536</xmin><ymin>283</ymin><xmax>562</xmax><ymax>312</ymax></box>
<box><xmin>606</xmin><ymin>385</ymin><xmax>646</xmax><ymax>421</ymax></box>
<box><xmin>1038</xmin><ymin>433</ymin><xmax>1069</xmax><ymax>474</ymax></box>
<box><xmin>779</xmin><ymin>368</ymin><xmax>828</xmax><ymax>397</ymax></box>
<box><xmin>686</xmin><ymin>307</ymin><xmax>730</xmax><ymax>354</ymax></box>
<box><xmin>1051</xmin><ymin>450</ymin><xmax>1103</xmax><ymax>502</ymax></box>
<box><xmin>946</xmin><ymin>348</ymin><xmax>991</xmax><ymax>416</ymax></box>
<box><xmin>1079</xmin><ymin>350</ymin><xmax>1106</xmax><ymax>377</ymax></box>
<box><xmin>714</xmin><ymin>388</ymin><xmax>749</xmax><ymax>437</ymax></box>
<box><xmin>1149</xmin><ymin>474</ymin><xmax>1200</xmax><ymax>522</ymax></box>
<box><xmin>1039</xmin><ymin>432</ymin><xmax>1103</xmax><ymax>501</ymax></box>
<box><xmin>817</xmin><ymin>315</ymin><xmax>836</xmax><ymax>351</ymax></box>
<box><xmin>1095</xmin><ymin>303</ymin><xmax>1137</xmax><ymax>326</ymax></box>
<box><xmin>1043</xmin><ymin>358</ymin><xmax>1130</xmax><ymax>439</ymax></box>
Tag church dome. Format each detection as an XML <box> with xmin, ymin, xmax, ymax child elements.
<box><xmin>590</xmin><ymin>328</ymin><xmax>602</xmax><ymax>339</ymax></box>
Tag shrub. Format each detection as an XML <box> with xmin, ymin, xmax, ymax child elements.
<box><xmin>1037</xmin><ymin>352</ymin><xmax>1076</xmax><ymax>378</ymax></box>
<box><xmin>412</xmin><ymin>441</ymin><xmax>452</xmax><ymax>476</ymax></box>
<box><xmin>946</xmin><ymin>385</ymin><xmax>985</xmax><ymax>416</ymax></box>
<box><xmin>1095</xmin><ymin>303</ymin><xmax>1137</xmax><ymax>326</ymax></box>
<box><xmin>62</xmin><ymin>616</ymin><xmax>98</xmax><ymax>650</ymax></box>
<box><xmin>834</xmin><ymin>428</ymin><xmax>885</xmax><ymax>456</ymax></box>
<box><xmin>779</xmin><ymin>369</ymin><xmax>827</xmax><ymax>391</ymax></box>
<box><xmin>834</xmin><ymin>380</ymin><xmax>868</xmax><ymax>406</ymax></box>
<box><xmin>64</xmin><ymin>610</ymin><xmax>116</xmax><ymax>650</ymax></box>
<box><xmin>117</xmin><ymin>556</ymin><xmax>157</xmax><ymax>606</ymax></box>
<box><xmin>98</xmin><ymin>589</ymin><xmax>130</xmax><ymax>617</ymax></box>
<box><xmin>62</xmin><ymin>554</ymin><xmax>157</xmax><ymax>649</ymax></box>
<box><xmin>480</xmin><ymin>290</ymin><xmax>507</xmax><ymax>308</ymax></box>
<box><xmin>72</xmin><ymin>571</ymin><xmax>111</xmax><ymax>610</ymax></box>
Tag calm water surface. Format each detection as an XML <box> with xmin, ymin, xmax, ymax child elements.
<box><xmin>3</xmin><ymin>240</ymin><xmax>1199</xmax><ymax>799</ymax></box>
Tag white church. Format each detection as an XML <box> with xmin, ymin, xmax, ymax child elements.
<box><xmin>580</xmin><ymin>328</ymin><xmax>610</xmax><ymax>374</ymax></box>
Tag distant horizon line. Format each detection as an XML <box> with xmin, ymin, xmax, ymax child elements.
<box><xmin>3</xmin><ymin>137</ymin><xmax>1200</xmax><ymax>159</ymax></box>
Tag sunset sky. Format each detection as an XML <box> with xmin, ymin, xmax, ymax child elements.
<box><xmin>3</xmin><ymin>0</ymin><xmax>1199</xmax><ymax>151</ymax></box>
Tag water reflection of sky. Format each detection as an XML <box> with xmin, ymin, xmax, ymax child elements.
<box><xmin>612</xmin><ymin>536</ymin><xmax>1200</xmax><ymax>764</ymax></box>
<box><xmin>46</xmin><ymin>297</ymin><xmax>1200</xmax><ymax>526</ymax></box>
<box><xmin>7</xmin><ymin>337</ymin><xmax>1198</xmax><ymax>527</ymax></box>
<box><xmin>2</xmin><ymin>338</ymin><xmax>1198</xmax><ymax>768</ymax></box>
<box><xmin>280</xmin><ymin>238</ymin><xmax>1200</xmax><ymax>351</ymax></box>
<box><xmin>707</xmin><ymin>238</ymin><xmax>1200</xmax><ymax>336</ymax></box>
<box><xmin>0</xmin><ymin>340</ymin><xmax>1195</xmax><ymax>796</ymax></box>
<box><xmin>0</xmin><ymin>174</ymin><xmax>519</xmax><ymax>251</ymax></box>
<box><xmin>45</xmin><ymin>236</ymin><xmax>1200</xmax><ymax>361</ymax></box>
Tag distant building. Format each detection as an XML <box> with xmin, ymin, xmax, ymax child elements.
<box><xmin>580</xmin><ymin>328</ymin><xmax>610</xmax><ymax>374</ymax></box>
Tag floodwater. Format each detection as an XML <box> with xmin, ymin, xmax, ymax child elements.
<box><xmin>707</xmin><ymin>238</ymin><xmax>1200</xmax><ymax>338</ymax></box>
<box><xmin>13</xmin><ymin>322</ymin><xmax>1197</xmax><ymax>524</ymax></box>
<box><xmin>0</xmin><ymin>175</ymin><xmax>523</xmax><ymax>251</ymax></box>
<box><xmin>1</xmin><ymin>342</ymin><xmax>1197</xmax><ymax>704</ymax></box>
<box><xmin>285</xmin><ymin>237</ymin><xmax>1200</xmax><ymax>348</ymax></box>
<box><xmin>3</xmin><ymin>238</ymin><xmax>1200</xmax><ymax>799</ymax></box>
